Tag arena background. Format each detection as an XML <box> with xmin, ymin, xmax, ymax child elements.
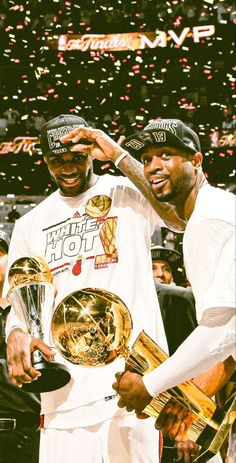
<box><xmin>0</xmin><ymin>0</ymin><xmax>235</xmax><ymax>246</ymax></box>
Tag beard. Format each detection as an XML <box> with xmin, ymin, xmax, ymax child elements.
<box><xmin>152</xmin><ymin>168</ymin><xmax>194</xmax><ymax>203</ymax></box>
<box><xmin>52</xmin><ymin>167</ymin><xmax>93</xmax><ymax>197</ymax></box>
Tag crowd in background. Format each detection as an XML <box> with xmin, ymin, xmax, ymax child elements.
<box><xmin>0</xmin><ymin>0</ymin><xmax>235</xmax><ymax>139</ymax></box>
<box><xmin>0</xmin><ymin>0</ymin><xmax>235</xmax><ymax>192</ymax></box>
<box><xmin>0</xmin><ymin>0</ymin><xmax>235</xmax><ymax>33</ymax></box>
<box><xmin>0</xmin><ymin>5</ymin><xmax>235</xmax><ymax>461</ymax></box>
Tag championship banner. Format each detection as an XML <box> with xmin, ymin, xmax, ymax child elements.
<box><xmin>210</xmin><ymin>129</ymin><xmax>236</xmax><ymax>148</ymax></box>
<box><xmin>0</xmin><ymin>137</ymin><xmax>39</xmax><ymax>155</ymax></box>
<box><xmin>47</xmin><ymin>25</ymin><xmax>215</xmax><ymax>52</ymax></box>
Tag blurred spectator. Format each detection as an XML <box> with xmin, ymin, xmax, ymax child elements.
<box><xmin>0</xmin><ymin>13</ymin><xmax>6</xmax><ymax>29</ymax></box>
<box><xmin>185</xmin><ymin>1</ymin><xmax>198</xmax><ymax>24</ymax></box>
<box><xmin>3</xmin><ymin>109</ymin><xmax>20</xmax><ymax>127</ymax></box>
<box><xmin>7</xmin><ymin>205</ymin><xmax>20</xmax><ymax>224</ymax></box>
<box><xmin>151</xmin><ymin>245</ymin><xmax>183</xmax><ymax>286</ymax></box>
<box><xmin>0</xmin><ymin>232</ymin><xmax>9</xmax><ymax>305</ymax></box>
<box><xmin>0</xmin><ymin>113</ymin><xmax>8</xmax><ymax>137</ymax></box>
<box><xmin>33</xmin><ymin>113</ymin><xmax>46</xmax><ymax>132</ymax></box>
<box><xmin>216</xmin><ymin>1</ymin><xmax>231</xmax><ymax>23</ymax></box>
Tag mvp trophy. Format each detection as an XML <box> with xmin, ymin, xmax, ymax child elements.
<box><xmin>7</xmin><ymin>256</ymin><xmax>71</xmax><ymax>393</ymax></box>
<box><xmin>51</xmin><ymin>288</ymin><xmax>235</xmax><ymax>463</ymax></box>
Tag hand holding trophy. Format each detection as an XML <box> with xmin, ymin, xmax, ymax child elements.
<box><xmin>51</xmin><ymin>288</ymin><xmax>235</xmax><ymax>462</ymax></box>
<box><xmin>7</xmin><ymin>256</ymin><xmax>71</xmax><ymax>393</ymax></box>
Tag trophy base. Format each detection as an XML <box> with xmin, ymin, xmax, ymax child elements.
<box><xmin>21</xmin><ymin>362</ymin><xmax>71</xmax><ymax>393</ymax></box>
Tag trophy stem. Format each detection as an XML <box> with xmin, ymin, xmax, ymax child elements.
<box><xmin>32</xmin><ymin>349</ymin><xmax>44</xmax><ymax>364</ymax></box>
<box><xmin>121</xmin><ymin>345</ymin><xmax>130</xmax><ymax>360</ymax></box>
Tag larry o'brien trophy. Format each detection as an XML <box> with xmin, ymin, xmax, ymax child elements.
<box><xmin>51</xmin><ymin>288</ymin><xmax>235</xmax><ymax>463</ymax></box>
<box><xmin>7</xmin><ymin>257</ymin><xmax>71</xmax><ymax>393</ymax></box>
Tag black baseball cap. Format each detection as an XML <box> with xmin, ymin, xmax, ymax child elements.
<box><xmin>0</xmin><ymin>231</ymin><xmax>10</xmax><ymax>253</ymax></box>
<box><xmin>151</xmin><ymin>245</ymin><xmax>182</xmax><ymax>269</ymax></box>
<box><xmin>121</xmin><ymin>119</ymin><xmax>201</xmax><ymax>159</ymax></box>
<box><xmin>38</xmin><ymin>114</ymin><xmax>89</xmax><ymax>156</ymax></box>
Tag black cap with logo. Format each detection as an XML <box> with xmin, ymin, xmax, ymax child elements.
<box><xmin>121</xmin><ymin>119</ymin><xmax>201</xmax><ymax>158</ymax></box>
<box><xmin>151</xmin><ymin>245</ymin><xmax>182</xmax><ymax>269</ymax></box>
<box><xmin>38</xmin><ymin>114</ymin><xmax>88</xmax><ymax>156</ymax></box>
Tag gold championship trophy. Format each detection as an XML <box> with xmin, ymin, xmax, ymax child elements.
<box><xmin>7</xmin><ymin>257</ymin><xmax>71</xmax><ymax>393</ymax></box>
<box><xmin>51</xmin><ymin>288</ymin><xmax>235</xmax><ymax>462</ymax></box>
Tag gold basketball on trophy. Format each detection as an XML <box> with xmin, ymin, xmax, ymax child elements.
<box><xmin>51</xmin><ymin>288</ymin><xmax>132</xmax><ymax>366</ymax></box>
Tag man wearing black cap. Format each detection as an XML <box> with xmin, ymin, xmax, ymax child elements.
<box><xmin>0</xmin><ymin>231</ymin><xmax>40</xmax><ymax>463</ymax></box>
<box><xmin>4</xmin><ymin>115</ymin><xmax>168</xmax><ymax>463</ymax></box>
<box><xmin>151</xmin><ymin>245</ymin><xmax>197</xmax><ymax>357</ymax></box>
<box><xmin>151</xmin><ymin>245</ymin><xmax>183</xmax><ymax>286</ymax></box>
<box><xmin>113</xmin><ymin>118</ymin><xmax>235</xmax><ymax>400</ymax></box>
<box><xmin>56</xmin><ymin>121</ymin><xmax>235</xmax><ymax>462</ymax></box>
<box><xmin>119</xmin><ymin>118</ymin><xmax>235</xmax><ymax>461</ymax></box>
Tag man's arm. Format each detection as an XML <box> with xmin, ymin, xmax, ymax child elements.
<box><xmin>112</xmin><ymin>311</ymin><xmax>235</xmax><ymax>411</ymax></box>
<box><xmin>143</xmin><ymin>311</ymin><xmax>235</xmax><ymax>399</ymax></box>
<box><xmin>193</xmin><ymin>355</ymin><xmax>236</xmax><ymax>398</ymax></box>
<box><xmin>60</xmin><ymin>127</ymin><xmax>186</xmax><ymax>231</ymax></box>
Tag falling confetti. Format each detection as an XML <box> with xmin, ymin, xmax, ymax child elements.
<box><xmin>0</xmin><ymin>0</ymin><xmax>234</xmax><ymax>195</ymax></box>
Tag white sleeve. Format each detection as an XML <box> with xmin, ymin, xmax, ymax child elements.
<box><xmin>143</xmin><ymin>310</ymin><xmax>235</xmax><ymax>397</ymax></box>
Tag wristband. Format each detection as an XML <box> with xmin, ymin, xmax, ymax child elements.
<box><xmin>114</xmin><ymin>150</ymin><xmax>129</xmax><ymax>168</ymax></box>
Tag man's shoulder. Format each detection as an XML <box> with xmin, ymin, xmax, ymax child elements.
<box><xmin>15</xmin><ymin>191</ymin><xmax>58</xmax><ymax>225</ymax></box>
<box><xmin>193</xmin><ymin>184</ymin><xmax>235</xmax><ymax>224</ymax></box>
<box><xmin>198</xmin><ymin>184</ymin><xmax>234</xmax><ymax>208</ymax></box>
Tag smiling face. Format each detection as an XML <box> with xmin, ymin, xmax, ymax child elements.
<box><xmin>141</xmin><ymin>146</ymin><xmax>199</xmax><ymax>204</ymax></box>
<box><xmin>44</xmin><ymin>151</ymin><xmax>94</xmax><ymax>197</ymax></box>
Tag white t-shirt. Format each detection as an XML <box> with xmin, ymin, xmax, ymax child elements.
<box><xmin>5</xmin><ymin>174</ymin><xmax>167</xmax><ymax>424</ymax></box>
<box><xmin>144</xmin><ymin>184</ymin><xmax>235</xmax><ymax>397</ymax></box>
<box><xmin>183</xmin><ymin>184</ymin><xmax>235</xmax><ymax>323</ymax></box>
